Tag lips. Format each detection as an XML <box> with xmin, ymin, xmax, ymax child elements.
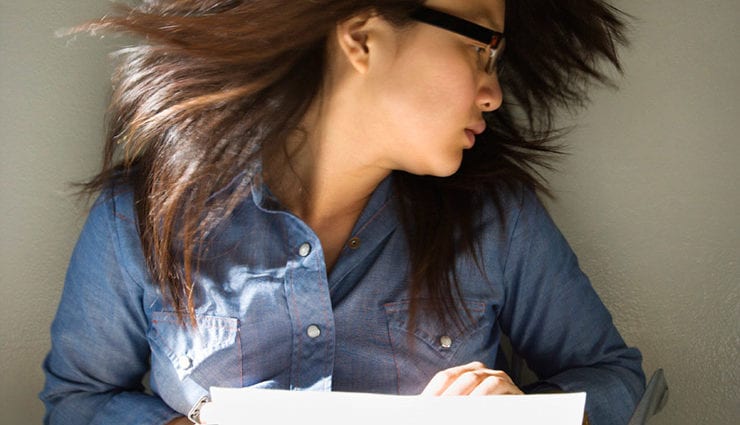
<box><xmin>464</xmin><ymin>122</ymin><xmax>486</xmax><ymax>148</ymax></box>
<box><xmin>467</xmin><ymin>121</ymin><xmax>487</xmax><ymax>136</ymax></box>
<box><xmin>464</xmin><ymin>129</ymin><xmax>476</xmax><ymax>147</ymax></box>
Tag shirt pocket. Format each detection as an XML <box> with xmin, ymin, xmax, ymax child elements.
<box><xmin>149</xmin><ymin>311</ymin><xmax>241</xmax><ymax>387</ymax></box>
<box><xmin>383</xmin><ymin>299</ymin><xmax>494</xmax><ymax>393</ymax></box>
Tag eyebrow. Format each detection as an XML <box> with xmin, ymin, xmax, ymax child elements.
<box><xmin>409</xmin><ymin>6</ymin><xmax>504</xmax><ymax>46</ymax></box>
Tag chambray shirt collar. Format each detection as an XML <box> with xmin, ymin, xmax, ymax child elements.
<box><xmin>248</xmin><ymin>169</ymin><xmax>399</xmax><ymax>286</ymax></box>
<box><xmin>328</xmin><ymin>174</ymin><xmax>398</xmax><ymax>288</ymax></box>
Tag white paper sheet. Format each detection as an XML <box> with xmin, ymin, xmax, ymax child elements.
<box><xmin>199</xmin><ymin>387</ymin><xmax>586</xmax><ymax>425</ymax></box>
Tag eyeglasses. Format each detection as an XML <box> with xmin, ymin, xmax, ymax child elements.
<box><xmin>410</xmin><ymin>6</ymin><xmax>506</xmax><ymax>75</ymax></box>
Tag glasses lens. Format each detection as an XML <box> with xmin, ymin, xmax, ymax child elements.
<box><xmin>485</xmin><ymin>50</ymin><xmax>495</xmax><ymax>74</ymax></box>
<box><xmin>486</xmin><ymin>39</ymin><xmax>505</xmax><ymax>75</ymax></box>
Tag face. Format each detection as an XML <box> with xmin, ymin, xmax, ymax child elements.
<box><xmin>364</xmin><ymin>0</ymin><xmax>506</xmax><ymax>177</ymax></box>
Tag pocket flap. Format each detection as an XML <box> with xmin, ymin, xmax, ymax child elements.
<box><xmin>384</xmin><ymin>299</ymin><xmax>489</xmax><ymax>355</ymax></box>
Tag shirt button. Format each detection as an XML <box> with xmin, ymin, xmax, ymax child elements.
<box><xmin>439</xmin><ymin>335</ymin><xmax>453</xmax><ymax>349</ymax></box>
<box><xmin>306</xmin><ymin>324</ymin><xmax>321</xmax><ymax>339</ymax></box>
<box><xmin>177</xmin><ymin>355</ymin><xmax>193</xmax><ymax>369</ymax></box>
<box><xmin>348</xmin><ymin>237</ymin><xmax>361</xmax><ymax>250</ymax></box>
<box><xmin>298</xmin><ymin>242</ymin><xmax>312</xmax><ymax>257</ymax></box>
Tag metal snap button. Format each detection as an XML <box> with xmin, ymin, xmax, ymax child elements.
<box><xmin>177</xmin><ymin>355</ymin><xmax>193</xmax><ymax>370</ymax></box>
<box><xmin>439</xmin><ymin>335</ymin><xmax>453</xmax><ymax>349</ymax></box>
<box><xmin>306</xmin><ymin>324</ymin><xmax>321</xmax><ymax>339</ymax></box>
<box><xmin>298</xmin><ymin>242</ymin><xmax>311</xmax><ymax>257</ymax></box>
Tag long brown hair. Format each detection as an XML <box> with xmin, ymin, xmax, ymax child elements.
<box><xmin>77</xmin><ymin>0</ymin><xmax>627</xmax><ymax>327</ymax></box>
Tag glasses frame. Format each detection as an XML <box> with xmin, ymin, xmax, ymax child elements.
<box><xmin>409</xmin><ymin>6</ymin><xmax>506</xmax><ymax>75</ymax></box>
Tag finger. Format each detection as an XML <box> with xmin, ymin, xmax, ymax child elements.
<box><xmin>421</xmin><ymin>361</ymin><xmax>488</xmax><ymax>395</ymax></box>
<box><xmin>469</xmin><ymin>375</ymin><xmax>524</xmax><ymax>395</ymax></box>
<box><xmin>441</xmin><ymin>369</ymin><xmax>516</xmax><ymax>396</ymax></box>
<box><xmin>440</xmin><ymin>370</ymin><xmax>484</xmax><ymax>395</ymax></box>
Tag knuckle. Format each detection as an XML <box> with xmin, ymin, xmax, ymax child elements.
<box><xmin>461</xmin><ymin>371</ymin><xmax>479</xmax><ymax>381</ymax></box>
<box><xmin>472</xmin><ymin>369</ymin><xmax>489</xmax><ymax>379</ymax></box>
<box><xmin>438</xmin><ymin>369</ymin><xmax>456</xmax><ymax>380</ymax></box>
<box><xmin>484</xmin><ymin>375</ymin><xmax>504</xmax><ymax>385</ymax></box>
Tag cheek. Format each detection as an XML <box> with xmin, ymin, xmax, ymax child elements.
<box><xmin>380</xmin><ymin>59</ymin><xmax>476</xmax><ymax>134</ymax></box>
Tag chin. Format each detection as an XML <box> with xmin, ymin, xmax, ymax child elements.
<box><xmin>422</xmin><ymin>159</ymin><xmax>464</xmax><ymax>178</ymax></box>
<box><xmin>433</xmin><ymin>167</ymin><xmax>461</xmax><ymax>178</ymax></box>
<box><xmin>401</xmin><ymin>151</ymin><xmax>464</xmax><ymax>178</ymax></box>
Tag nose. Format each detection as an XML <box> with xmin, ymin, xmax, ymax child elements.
<box><xmin>476</xmin><ymin>74</ymin><xmax>503</xmax><ymax>112</ymax></box>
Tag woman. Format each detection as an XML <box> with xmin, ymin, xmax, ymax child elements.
<box><xmin>41</xmin><ymin>0</ymin><xmax>645</xmax><ymax>424</ymax></box>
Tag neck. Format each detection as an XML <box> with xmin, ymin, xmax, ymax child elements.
<box><xmin>262</xmin><ymin>91</ymin><xmax>388</xmax><ymax>225</ymax></box>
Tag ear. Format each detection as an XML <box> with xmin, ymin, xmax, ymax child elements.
<box><xmin>334</xmin><ymin>12</ymin><xmax>377</xmax><ymax>75</ymax></box>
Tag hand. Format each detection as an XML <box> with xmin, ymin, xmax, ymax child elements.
<box><xmin>421</xmin><ymin>361</ymin><xmax>523</xmax><ymax>396</ymax></box>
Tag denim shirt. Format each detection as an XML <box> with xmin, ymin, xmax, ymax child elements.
<box><xmin>41</xmin><ymin>174</ymin><xmax>644</xmax><ymax>425</ymax></box>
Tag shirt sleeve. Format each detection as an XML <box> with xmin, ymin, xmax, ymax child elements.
<box><xmin>498</xmin><ymin>187</ymin><xmax>645</xmax><ymax>425</ymax></box>
<box><xmin>40</xmin><ymin>189</ymin><xmax>181</xmax><ymax>425</ymax></box>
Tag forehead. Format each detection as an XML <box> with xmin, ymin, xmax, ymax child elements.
<box><xmin>422</xmin><ymin>0</ymin><xmax>506</xmax><ymax>31</ymax></box>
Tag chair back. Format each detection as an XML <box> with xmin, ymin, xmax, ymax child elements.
<box><xmin>628</xmin><ymin>369</ymin><xmax>669</xmax><ymax>425</ymax></box>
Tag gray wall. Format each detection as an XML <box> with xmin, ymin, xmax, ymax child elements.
<box><xmin>542</xmin><ymin>1</ymin><xmax>739</xmax><ymax>424</ymax></box>
<box><xmin>1</xmin><ymin>1</ymin><xmax>113</xmax><ymax>423</ymax></box>
<box><xmin>1</xmin><ymin>0</ymin><xmax>737</xmax><ymax>424</ymax></box>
